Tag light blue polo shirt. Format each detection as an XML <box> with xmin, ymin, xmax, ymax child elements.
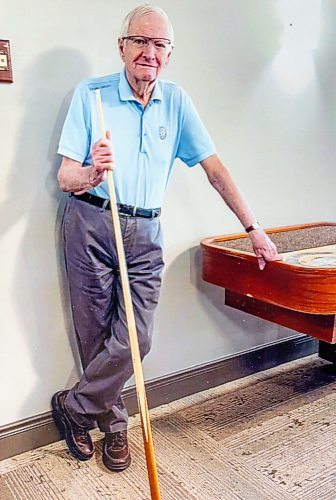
<box><xmin>58</xmin><ymin>69</ymin><xmax>216</xmax><ymax>208</ymax></box>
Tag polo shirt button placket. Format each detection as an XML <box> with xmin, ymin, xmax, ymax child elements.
<box><xmin>140</xmin><ymin>114</ymin><xmax>147</xmax><ymax>153</ymax></box>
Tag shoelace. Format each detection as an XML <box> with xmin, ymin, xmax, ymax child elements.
<box><xmin>111</xmin><ymin>431</ymin><xmax>127</xmax><ymax>448</ymax></box>
<box><xmin>75</xmin><ymin>426</ymin><xmax>91</xmax><ymax>442</ymax></box>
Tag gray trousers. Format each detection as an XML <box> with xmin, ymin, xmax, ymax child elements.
<box><xmin>61</xmin><ymin>196</ymin><xmax>164</xmax><ymax>433</ymax></box>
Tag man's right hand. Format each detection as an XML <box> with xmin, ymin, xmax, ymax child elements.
<box><xmin>90</xmin><ymin>130</ymin><xmax>115</xmax><ymax>187</ymax></box>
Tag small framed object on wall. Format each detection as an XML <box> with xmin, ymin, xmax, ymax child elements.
<box><xmin>0</xmin><ymin>40</ymin><xmax>13</xmax><ymax>83</ymax></box>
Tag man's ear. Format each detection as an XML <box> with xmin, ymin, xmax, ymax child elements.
<box><xmin>118</xmin><ymin>38</ymin><xmax>125</xmax><ymax>61</ymax></box>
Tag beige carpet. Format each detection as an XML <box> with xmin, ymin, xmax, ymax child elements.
<box><xmin>1</xmin><ymin>355</ymin><xmax>336</xmax><ymax>499</ymax></box>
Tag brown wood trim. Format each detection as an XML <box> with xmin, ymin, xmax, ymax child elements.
<box><xmin>0</xmin><ymin>336</ymin><xmax>317</xmax><ymax>461</ymax></box>
<box><xmin>225</xmin><ymin>290</ymin><xmax>336</xmax><ymax>343</ymax></box>
<box><xmin>203</xmin><ymin>250</ymin><xmax>336</xmax><ymax>314</ymax></box>
<box><xmin>202</xmin><ymin>222</ymin><xmax>336</xmax><ymax>315</ymax></box>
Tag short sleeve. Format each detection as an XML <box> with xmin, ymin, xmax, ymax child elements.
<box><xmin>175</xmin><ymin>92</ymin><xmax>216</xmax><ymax>167</ymax></box>
<box><xmin>57</xmin><ymin>83</ymin><xmax>92</xmax><ymax>164</ymax></box>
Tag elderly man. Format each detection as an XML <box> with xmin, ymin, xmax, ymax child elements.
<box><xmin>52</xmin><ymin>4</ymin><xmax>279</xmax><ymax>472</ymax></box>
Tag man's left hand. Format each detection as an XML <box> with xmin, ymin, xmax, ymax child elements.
<box><xmin>248</xmin><ymin>228</ymin><xmax>281</xmax><ymax>270</ymax></box>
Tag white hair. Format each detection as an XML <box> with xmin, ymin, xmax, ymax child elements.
<box><xmin>120</xmin><ymin>4</ymin><xmax>174</xmax><ymax>42</ymax></box>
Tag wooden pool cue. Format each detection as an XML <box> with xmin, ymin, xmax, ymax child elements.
<box><xmin>95</xmin><ymin>89</ymin><xmax>161</xmax><ymax>500</ymax></box>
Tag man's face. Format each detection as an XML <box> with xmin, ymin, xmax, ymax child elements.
<box><xmin>119</xmin><ymin>12</ymin><xmax>173</xmax><ymax>83</ymax></box>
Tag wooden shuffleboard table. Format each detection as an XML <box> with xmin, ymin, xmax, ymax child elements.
<box><xmin>201</xmin><ymin>222</ymin><xmax>336</xmax><ymax>362</ymax></box>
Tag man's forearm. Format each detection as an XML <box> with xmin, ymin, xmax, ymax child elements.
<box><xmin>57</xmin><ymin>158</ymin><xmax>93</xmax><ymax>193</ymax></box>
<box><xmin>201</xmin><ymin>155</ymin><xmax>256</xmax><ymax>229</ymax></box>
<box><xmin>201</xmin><ymin>154</ymin><xmax>280</xmax><ymax>270</ymax></box>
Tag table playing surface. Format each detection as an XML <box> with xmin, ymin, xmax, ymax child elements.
<box><xmin>282</xmin><ymin>244</ymin><xmax>336</xmax><ymax>268</ymax></box>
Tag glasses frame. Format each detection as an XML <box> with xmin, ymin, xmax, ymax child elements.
<box><xmin>122</xmin><ymin>35</ymin><xmax>173</xmax><ymax>51</ymax></box>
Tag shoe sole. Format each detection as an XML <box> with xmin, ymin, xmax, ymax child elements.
<box><xmin>51</xmin><ymin>392</ymin><xmax>94</xmax><ymax>462</ymax></box>
<box><xmin>103</xmin><ymin>449</ymin><xmax>132</xmax><ymax>472</ymax></box>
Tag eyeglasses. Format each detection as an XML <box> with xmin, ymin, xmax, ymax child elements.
<box><xmin>122</xmin><ymin>36</ymin><xmax>173</xmax><ymax>52</ymax></box>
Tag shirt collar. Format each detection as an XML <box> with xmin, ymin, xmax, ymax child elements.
<box><xmin>118</xmin><ymin>67</ymin><xmax>162</xmax><ymax>103</ymax></box>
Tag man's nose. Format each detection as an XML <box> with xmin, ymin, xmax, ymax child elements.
<box><xmin>142</xmin><ymin>41</ymin><xmax>156</xmax><ymax>58</ymax></box>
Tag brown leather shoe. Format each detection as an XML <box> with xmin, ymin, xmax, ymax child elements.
<box><xmin>51</xmin><ymin>390</ymin><xmax>94</xmax><ymax>461</ymax></box>
<box><xmin>103</xmin><ymin>430</ymin><xmax>131</xmax><ymax>472</ymax></box>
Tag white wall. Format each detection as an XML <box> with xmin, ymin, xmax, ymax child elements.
<box><xmin>1</xmin><ymin>0</ymin><xmax>335</xmax><ymax>426</ymax></box>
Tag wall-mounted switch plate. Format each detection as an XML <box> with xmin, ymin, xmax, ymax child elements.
<box><xmin>0</xmin><ymin>40</ymin><xmax>13</xmax><ymax>83</ymax></box>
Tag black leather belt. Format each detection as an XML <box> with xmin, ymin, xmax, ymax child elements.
<box><xmin>71</xmin><ymin>192</ymin><xmax>161</xmax><ymax>219</ymax></box>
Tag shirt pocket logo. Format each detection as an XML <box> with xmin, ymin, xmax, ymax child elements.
<box><xmin>159</xmin><ymin>126</ymin><xmax>167</xmax><ymax>140</ymax></box>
